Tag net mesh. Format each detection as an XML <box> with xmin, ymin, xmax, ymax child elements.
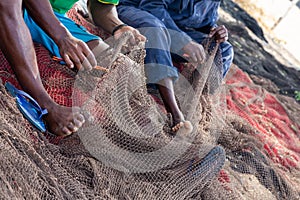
<box><xmin>0</xmin><ymin>5</ymin><xmax>299</xmax><ymax>200</ymax></box>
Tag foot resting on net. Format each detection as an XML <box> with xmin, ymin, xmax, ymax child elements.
<box><xmin>171</xmin><ymin>120</ymin><xmax>193</xmax><ymax>133</ymax></box>
<box><xmin>171</xmin><ymin>112</ymin><xmax>193</xmax><ymax>136</ymax></box>
<box><xmin>5</xmin><ymin>82</ymin><xmax>86</xmax><ymax>137</ymax></box>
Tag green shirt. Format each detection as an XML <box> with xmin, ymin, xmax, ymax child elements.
<box><xmin>50</xmin><ymin>0</ymin><xmax>119</xmax><ymax>14</ymax></box>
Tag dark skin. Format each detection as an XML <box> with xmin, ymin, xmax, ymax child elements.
<box><xmin>156</xmin><ymin>39</ymin><xmax>206</xmax><ymax>132</ymax></box>
<box><xmin>0</xmin><ymin>0</ymin><xmax>97</xmax><ymax>136</ymax></box>
<box><xmin>209</xmin><ymin>25</ymin><xmax>229</xmax><ymax>43</ymax></box>
<box><xmin>87</xmin><ymin>0</ymin><xmax>146</xmax><ymax>46</ymax></box>
<box><xmin>0</xmin><ymin>0</ymin><xmax>144</xmax><ymax>136</ymax></box>
<box><xmin>158</xmin><ymin>25</ymin><xmax>229</xmax><ymax>132</ymax></box>
<box><xmin>24</xmin><ymin>0</ymin><xmax>97</xmax><ymax>71</ymax></box>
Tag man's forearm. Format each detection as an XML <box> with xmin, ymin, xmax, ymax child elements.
<box><xmin>23</xmin><ymin>0</ymin><xmax>72</xmax><ymax>44</ymax></box>
<box><xmin>0</xmin><ymin>1</ymin><xmax>54</xmax><ymax>108</ymax></box>
<box><xmin>88</xmin><ymin>0</ymin><xmax>123</xmax><ymax>34</ymax></box>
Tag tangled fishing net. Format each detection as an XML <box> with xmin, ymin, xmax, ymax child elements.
<box><xmin>0</xmin><ymin>5</ymin><xmax>299</xmax><ymax>200</ymax></box>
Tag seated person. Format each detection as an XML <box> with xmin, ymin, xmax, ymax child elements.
<box><xmin>116</xmin><ymin>0</ymin><xmax>234</xmax><ymax>134</ymax></box>
<box><xmin>0</xmin><ymin>0</ymin><xmax>98</xmax><ymax>136</ymax></box>
<box><xmin>24</xmin><ymin>0</ymin><xmax>145</xmax><ymax>65</ymax></box>
<box><xmin>20</xmin><ymin>0</ymin><xmax>145</xmax><ymax>136</ymax></box>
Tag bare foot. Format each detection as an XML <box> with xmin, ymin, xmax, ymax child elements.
<box><xmin>43</xmin><ymin>103</ymin><xmax>85</xmax><ymax>136</ymax></box>
<box><xmin>171</xmin><ymin>120</ymin><xmax>193</xmax><ymax>135</ymax></box>
<box><xmin>171</xmin><ymin>112</ymin><xmax>193</xmax><ymax>135</ymax></box>
<box><xmin>156</xmin><ymin>78</ymin><xmax>193</xmax><ymax>135</ymax></box>
<box><xmin>172</xmin><ymin>121</ymin><xmax>185</xmax><ymax>132</ymax></box>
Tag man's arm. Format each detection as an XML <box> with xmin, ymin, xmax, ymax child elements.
<box><xmin>88</xmin><ymin>0</ymin><xmax>122</xmax><ymax>34</ymax></box>
<box><xmin>0</xmin><ymin>0</ymin><xmax>85</xmax><ymax>136</ymax></box>
<box><xmin>24</xmin><ymin>0</ymin><xmax>96</xmax><ymax>70</ymax></box>
<box><xmin>87</xmin><ymin>0</ymin><xmax>145</xmax><ymax>44</ymax></box>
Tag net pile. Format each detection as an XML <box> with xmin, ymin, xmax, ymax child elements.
<box><xmin>0</xmin><ymin>5</ymin><xmax>299</xmax><ymax>200</ymax></box>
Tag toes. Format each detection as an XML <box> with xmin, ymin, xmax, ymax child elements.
<box><xmin>61</xmin><ymin>120</ymin><xmax>80</xmax><ymax>136</ymax></box>
<box><xmin>67</xmin><ymin>122</ymin><xmax>79</xmax><ymax>132</ymax></box>
<box><xmin>74</xmin><ymin>117</ymin><xmax>84</xmax><ymax>127</ymax></box>
<box><xmin>171</xmin><ymin>121</ymin><xmax>193</xmax><ymax>135</ymax></box>
<box><xmin>75</xmin><ymin>113</ymin><xmax>85</xmax><ymax>123</ymax></box>
<box><xmin>172</xmin><ymin>121</ymin><xmax>184</xmax><ymax>132</ymax></box>
<box><xmin>61</xmin><ymin>126</ymin><xmax>72</xmax><ymax>136</ymax></box>
<box><xmin>61</xmin><ymin>114</ymin><xmax>85</xmax><ymax>136</ymax></box>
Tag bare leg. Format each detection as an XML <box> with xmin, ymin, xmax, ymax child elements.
<box><xmin>157</xmin><ymin>78</ymin><xmax>193</xmax><ymax>134</ymax></box>
<box><xmin>0</xmin><ymin>1</ymin><xmax>84</xmax><ymax>136</ymax></box>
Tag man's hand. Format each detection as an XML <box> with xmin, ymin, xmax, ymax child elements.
<box><xmin>87</xmin><ymin>1</ymin><xmax>146</xmax><ymax>47</ymax></box>
<box><xmin>209</xmin><ymin>25</ymin><xmax>229</xmax><ymax>43</ymax></box>
<box><xmin>182</xmin><ymin>41</ymin><xmax>206</xmax><ymax>64</ymax></box>
<box><xmin>114</xmin><ymin>25</ymin><xmax>146</xmax><ymax>46</ymax></box>
<box><xmin>57</xmin><ymin>35</ymin><xmax>97</xmax><ymax>71</ymax></box>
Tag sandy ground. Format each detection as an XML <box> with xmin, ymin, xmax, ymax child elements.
<box><xmin>233</xmin><ymin>0</ymin><xmax>300</xmax><ymax>68</ymax></box>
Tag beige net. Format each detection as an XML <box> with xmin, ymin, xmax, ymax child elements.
<box><xmin>0</xmin><ymin>6</ymin><xmax>299</xmax><ymax>200</ymax></box>
<box><xmin>0</xmin><ymin>30</ymin><xmax>230</xmax><ymax>199</ymax></box>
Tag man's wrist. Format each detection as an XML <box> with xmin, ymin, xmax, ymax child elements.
<box><xmin>51</xmin><ymin>25</ymin><xmax>72</xmax><ymax>45</ymax></box>
<box><xmin>112</xmin><ymin>24</ymin><xmax>128</xmax><ymax>35</ymax></box>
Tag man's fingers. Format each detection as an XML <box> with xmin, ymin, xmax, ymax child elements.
<box><xmin>80</xmin><ymin>42</ymin><xmax>97</xmax><ymax>68</ymax></box>
<box><xmin>209</xmin><ymin>28</ymin><xmax>218</xmax><ymax>38</ymax></box>
<box><xmin>191</xmin><ymin>53</ymin><xmax>198</xmax><ymax>63</ymax></box>
<box><xmin>67</xmin><ymin>122</ymin><xmax>79</xmax><ymax>133</ymax></box>
<box><xmin>134</xmin><ymin>30</ymin><xmax>146</xmax><ymax>42</ymax></box>
<box><xmin>63</xmin><ymin>54</ymin><xmax>74</xmax><ymax>69</ymax></box>
<box><xmin>195</xmin><ymin>49</ymin><xmax>206</xmax><ymax>64</ymax></box>
<box><xmin>129</xmin><ymin>34</ymin><xmax>136</xmax><ymax>46</ymax></box>
<box><xmin>71</xmin><ymin>54</ymin><xmax>84</xmax><ymax>71</ymax></box>
<box><xmin>209</xmin><ymin>25</ymin><xmax>227</xmax><ymax>38</ymax></box>
<box><xmin>116</xmin><ymin>28</ymin><xmax>146</xmax><ymax>46</ymax></box>
<box><xmin>87</xmin><ymin>52</ymin><xmax>97</xmax><ymax>67</ymax></box>
<box><xmin>81</xmin><ymin>57</ymin><xmax>93</xmax><ymax>71</ymax></box>
<box><xmin>216</xmin><ymin>32</ymin><xmax>228</xmax><ymax>43</ymax></box>
<box><xmin>137</xmin><ymin>34</ymin><xmax>146</xmax><ymax>42</ymax></box>
<box><xmin>75</xmin><ymin>112</ymin><xmax>85</xmax><ymax>123</ymax></box>
<box><xmin>73</xmin><ymin>118</ymin><xmax>83</xmax><ymax>128</ymax></box>
<box><xmin>182</xmin><ymin>41</ymin><xmax>206</xmax><ymax>64</ymax></box>
<box><xmin>70</xmin><ymin>51</ymin><xmax>96</xmax><ymax>71</ymax></box>
<box><xmin>76</xmin><ymin>43</ymin><xmax>96</xmax><ymax>71</ymax></box>
<box><xmin>220</xmin><ymin>32</ymin><xmax>228</xmax><ymax>40</ymax></box>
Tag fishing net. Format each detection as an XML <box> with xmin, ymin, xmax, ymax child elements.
<box><xmin>0</xmin><ymin>4</ymin><xmax>299</xmax><ymax>200</ymax></box>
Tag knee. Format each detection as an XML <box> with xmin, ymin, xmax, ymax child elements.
<box><xmin>140</xmin><ymin>21</ymin><xmax>171</xmax><ymax>50</ymax></box>
<box><xmin>140</xmin><ymin>18</ymin><xmax>169</xmax><ymax>36</ymax></box>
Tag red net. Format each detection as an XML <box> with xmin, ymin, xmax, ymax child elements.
<box><xmin>226</xmin><ymin>65</ymin><xmax>300</xmax><ymax>170</ymax></box>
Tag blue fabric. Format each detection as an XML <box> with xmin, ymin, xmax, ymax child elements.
<box><xmin>24</xmin><ymin>10</ymin><xmax>100</xmax><ymax>58</ymax></box>
<box><xmin>119</xmin><ymin>0</ymin><xmax>220</xmax><ymax>35</ymax></box>
<box><xmin>117</xmin><ymin>0</ymin><xmax>233</xmax><ymax>83</ymax></box>
<box><xmin>117</xmin><ymin>6</ymin><xmax>182</xmax><ymax>83</ymax></box>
